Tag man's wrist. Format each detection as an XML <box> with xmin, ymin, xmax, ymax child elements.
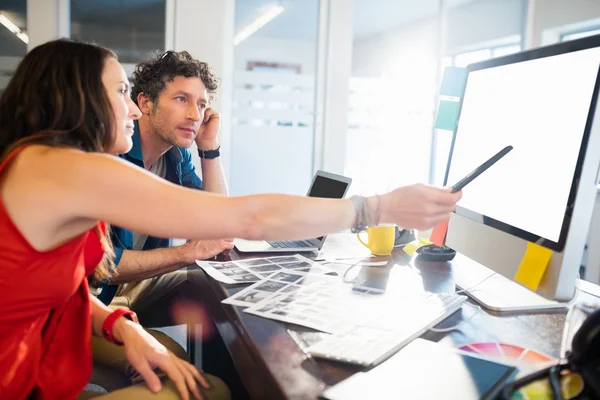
<box><xmin>175</xmin><ymin>244</ymin><xmax>193</xmax><ymax>265</ymax></box>
<box><xmin>196</xmin><ymin>139</ymin><xmax>219</xmax><ymax>151</ymax></box>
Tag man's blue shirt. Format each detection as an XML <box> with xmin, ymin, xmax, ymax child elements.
<box><xmin>97</xmin><ymin>122</ymin><xmax>203</xmax><ymax>304</ymax></box>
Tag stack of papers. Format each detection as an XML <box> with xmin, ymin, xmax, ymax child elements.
<box><xmin>222</xmin><ymin>271</ymin><xmax>395</xmax><ymax>334</ymax></box>
<box><xmin>195</xmin><ymin>254</ymin><xmax>336</xmax><ymax>285</ymax></box>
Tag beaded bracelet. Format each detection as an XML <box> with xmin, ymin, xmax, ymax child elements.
<box><xmin>350</xmin><ymin>195</ymin><xmax>383</xmax><ymax>232</ymax></box>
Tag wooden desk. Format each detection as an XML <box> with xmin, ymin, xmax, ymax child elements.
<box><xmin>187</xmin><ymin>233</ymin><xmax>600</xmax><ymax>400</ymax></box>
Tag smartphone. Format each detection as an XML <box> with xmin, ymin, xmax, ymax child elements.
<box><xmin>451</xmin><ymin>145</ymin><xmax>513</xmax><ymax>193</ymax></box>
<box><xmin>352</xmin><ymin>266</ymin><xmax>391</xmax><ymax>295</ymax></box>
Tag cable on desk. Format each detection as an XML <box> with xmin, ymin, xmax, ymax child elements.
<box><xmin>341</xmin><ymin>261</ymin><xmax>363</xmax><ymax>283</ymax></box>
<box><xmin>425</xmin><ymin>279</ymin><xmax>492</xmax><ymax>333</ymax></box>
<box><xmin>428</xmin><ymin>302</ymin><xmax>482</xmax><ymax>333</ymax></box>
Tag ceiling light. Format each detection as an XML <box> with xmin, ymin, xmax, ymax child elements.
<box><xmin>0</xmin><ymin>13</ymin><xmax>28</xmax><ymax>44</ymax></box>
<box><xmin>16</xmin><ymin>32</ymin><xmax>29</xmax><ymax>44</ymax></box>
<box><xmin>234</xmin><ymin>5</ymin><xmax>284</xmax><ymax>46</ymax></box>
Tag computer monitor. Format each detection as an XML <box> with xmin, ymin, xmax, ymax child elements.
<box><xmin>444</xmin><ymin>35</ymin><xmax>600</xmax><ymax>308</ymax></box>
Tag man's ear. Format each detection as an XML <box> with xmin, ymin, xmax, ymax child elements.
<box><xmin>137</xmin><ymin>92</ymin><xmax>154</xmax><ymax>114</ymax></box>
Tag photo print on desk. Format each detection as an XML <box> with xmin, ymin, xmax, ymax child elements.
<box><xmin>253</xmin><ymin>280</ymin><xmax>288</xmax><ymax>293</ymax></box>
<box><xmin>269</xmin><ymin>271</ymin><xmax>305</xmax><ymax>284</ymax></box>
<box><xmin>266</xmin><ymin>256</ymin><xmax>300</xmax><ymax>264</ymax></box>
<box><xmin>237</xmin><ymin>290</ymin><xmax>272</xmax><ymax>304</ymax></box>
<box><xmin>237</xmin><ymin>258</ymin><xmax>274</xmax><ymax>267</ymax></box>
<box><xmin>242</xmin><ymin>274</ymin><xmax>398</xmax><ymax>335</ymax></box>
<box><xmin>199</xmin><ymin>261</ymin><xmax>262</xmax><ymax>284</ymax></box>
<box><xmin>247</xmin><ymin>264</ymin><xmax>282</xmax><ymax>274</ymax></box>
<box><xmin>222</xmin><ymin>273</ymin><xmax>359</xmax><ymax>334</ymax></box>
<box><xmin>196</xmin><ymin>254</ymin><xmax>336</xmax><ymax>285</ymax></box>
<box><xmin>222</xmin><ymin>271</ymin><xmax>325</xmax><ymax>308</ymax></box>
<box><xmin>277</xmin><ymin>260</ymin><xmax>312</xmax><ymax>269</ymax></box>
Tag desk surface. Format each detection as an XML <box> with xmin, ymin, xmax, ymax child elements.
<box><xmin>187</xmin><ymin>233</ymin><xmax>600</xmax><ymax>400</ymax></box>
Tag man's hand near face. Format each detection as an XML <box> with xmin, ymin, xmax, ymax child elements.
<box><xmin>195</xmin><ymin>107</ymin><xmax>220</xmax><ymax>151</ymax></box>
<box><xmin>193</xmin><ymin>107</ymin><xmax>227</xmax><ymax>195</ymax></box>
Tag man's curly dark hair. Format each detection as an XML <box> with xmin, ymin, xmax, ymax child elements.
<box><xmin>130</xmin><ymin>50</ymin><xmax>220</xmax><ymax>106</ymax></box>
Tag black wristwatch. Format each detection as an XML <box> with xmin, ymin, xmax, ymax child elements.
<box><xmin>198</xmin><ymin>146</ymin><xmax>220</xmax><ymax>159</ymax></box>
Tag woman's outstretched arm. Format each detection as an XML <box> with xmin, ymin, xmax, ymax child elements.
<box><xmin>3</xmin><ymin>146</ymin><xmax>461</xmax><ymax>250</ymax></box>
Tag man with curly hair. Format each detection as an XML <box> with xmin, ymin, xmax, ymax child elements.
<box><xmin>96</xmin><ymin>50</ymin><xmax>233</xmax><ymax>314</ymax></box>
<box><xmin>90</xmin><ymin>51</ymin><xmax>241</xmax><ymax>397</ymax></box>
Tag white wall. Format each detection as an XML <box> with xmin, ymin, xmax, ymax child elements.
<box><xmin>352</xmin><ymin>0</ymin><xmax>524</xmax><ymax>75</ymax></box>
<box><xmin>531</xmin><ymin>0</ymin><xmax>600</xmax><ymax>46</ymax></box>
<box><xmin>352</xmin><ymin>17</ymin><xmax>438</xmax><ymax>77</ymax></box>
<box><xmin>169</xmin><ymin>0</ymin><xmax>235</xmax><ymax>182</ymax></box>
<box><xmin>445</xmin><ymin>0</ymin><xmax>523</xmax><ymax>52</ymax></box>
<box><xmin>350</xmin><ymin>39</ymin><xmax>385</xmax><ymax>78</ymax></box>
<box><xmin>27</xmin><ymin>0</ymin><xmax>69</xmax><ymax>51</ymax></box>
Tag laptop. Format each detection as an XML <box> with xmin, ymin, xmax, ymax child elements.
<box><xmin>234</xmin><ymin>170</ymin><xmax>352</xmax><ymax>253</ymax></box>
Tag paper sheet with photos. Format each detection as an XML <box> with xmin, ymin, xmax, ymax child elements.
<box><xmin>222</xmin><ymin>271</ymin><xmax>394</xmax><ymax>335</ymax></box>
<box><xmin>195</xmin><ymin>254</ymin><xmax>336</xmax><ymax>285</ymax></box>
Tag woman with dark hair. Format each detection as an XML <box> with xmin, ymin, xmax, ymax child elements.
<box><xmin>0</xmin><ymin>39</ymin><xmax>461</xmax><ymax>399</ymax></box>
<box><xmin>0</xmin><ymin>39</ymin><xmax>222</xmax><ymax>400</ymax></box>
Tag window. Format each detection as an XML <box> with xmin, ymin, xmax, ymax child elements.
<box><xmin>492</xmin><ymin>44</ymin><xmax>521</xmax><ymax>58</ymax></box>
<box><xmin>0</xmin><ymin>0</ymin><xmax>27</xmax><ymax>95</ymax></box>
<box><xmin>561</xmin><ymin>28</ymin><xmax>600</xmax><ymax>42</ymax></box>
<box><xmin>70</xmin><ymin>0</ymin><xmax>166</xmax><ymax>64</ymax></box>
<box><xmin>454</xmin><ymin>49</ymin><xmax>491</xmax><ymax>68</ymax></box>
<box><xmin>446</xmin><ymin>43</ymin><xmax>522</xmax><ymax>68</ymax></box>
<box><xmin>229</xmin><ymin>0</ymin><xmax>320</xmax><ymax>196</ymax></box>
<box><xmin>432</xmin><ymin>42</ymin><xmax>522</xmax><ymax>185</ymax></box>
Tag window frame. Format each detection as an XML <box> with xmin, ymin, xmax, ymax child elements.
<box><xmin>560</xmin><ymin>27</ymin><xmax>600</xmax><ymax>42</ymax></box>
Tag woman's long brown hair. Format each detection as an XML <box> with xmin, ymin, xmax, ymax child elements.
<box><xmin>0</xmin><ymin>39</ymin><xmax>119</xmax><ymax>282</ymax></box>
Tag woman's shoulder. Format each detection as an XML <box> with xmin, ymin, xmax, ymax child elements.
<box><xmin>12</xmin><ymin>145</ymin><xmax>124</xmax><ymax>179</ymax></box>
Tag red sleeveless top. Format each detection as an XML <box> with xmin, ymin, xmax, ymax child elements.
<box><xmin>0</xmin><ymin>146</ymin><xmax>106</xmax><ymax>400</ymax></box>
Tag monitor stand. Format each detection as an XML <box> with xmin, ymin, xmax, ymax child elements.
<box><xmin>445</xmin><ymin>212</ymin><xmax>587</xmax><ymax>313</ymax></box>
<box><xmin>450</xmin><ymin>254</ymin><xmax>575</xmax><ymax>313</ymax></box>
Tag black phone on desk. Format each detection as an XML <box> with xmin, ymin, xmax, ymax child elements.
<box><xmin>352</xmin><ymin>265</ymin><xmax>391</xmax><ymax>294</ymax></box>
<box><xmin>451</xmin><ymin>145</ymin><xmax>513</xmax><ymax>192</ymax></box>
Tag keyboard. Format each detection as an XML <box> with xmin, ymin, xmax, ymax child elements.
<box><xmin>306</xmin><ymin>292</ymin><xmax>467</xmax><ymax>367</ymax></box>
<box><xmin>267</xmin><ymin>240</ymin><xmax>313</xmax><ymax>249</ymax></box>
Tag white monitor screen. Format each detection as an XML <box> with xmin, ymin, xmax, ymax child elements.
<box><xmin>446</xmin><ymin>46</ymin><xmax>600</xmax><ymax>244</ymax></box>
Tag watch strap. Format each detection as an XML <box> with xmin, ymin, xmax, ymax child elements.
<box><xmin>198</xmin><ymin>146</ymin><xmax>220</xmax><ymax>159</ymax></box>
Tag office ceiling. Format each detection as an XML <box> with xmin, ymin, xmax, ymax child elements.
<box><xmin>0</xmin><ymin>0</ymin><xmax>479</xmax><ymax>42</ymax></box>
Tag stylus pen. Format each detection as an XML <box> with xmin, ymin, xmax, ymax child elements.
<box><xmin>451</xmin><ymin>145</ymin><xmax>513</xmax><ymax>193</ymax></box>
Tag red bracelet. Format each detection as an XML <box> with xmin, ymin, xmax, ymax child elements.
<box><xmin>102</xmin><ymin>308</ymin><xmax>136</xmax><ymax>345</ymax></box>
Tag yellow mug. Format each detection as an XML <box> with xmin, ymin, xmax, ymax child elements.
<box><xmin>357</xmin><ymin>224</ymin><xmax>396</xmax><ymax>256</ymax></box>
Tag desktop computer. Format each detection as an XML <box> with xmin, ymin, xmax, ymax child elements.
<box><xmin>306</xmin><ymin>36</ymin><xmax>600</xmax><ymax>370</ymax></box>
<box><xmin>444</xmin><ymin>35</ymin><xmax>600</xmax><ymax>311</ymax></box>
